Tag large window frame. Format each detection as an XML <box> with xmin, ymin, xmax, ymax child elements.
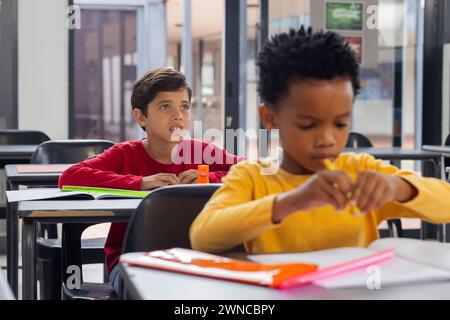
<box><xmin>69</xmin><ymin>0</ymin><xmax>157</xmax><ymax>140</ymax></box>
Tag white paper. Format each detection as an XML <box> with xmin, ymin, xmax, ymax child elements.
<box><xmin>5</xmin><ymin>188</ymin><xmax>87</xmax><ymax>202</ymax></box>
<box><xmin>249</xmin><ymin>245</ymin><xmax>450</xmax><ymax>289</ymax></box>
<box><xmin>369</xmin><ymin>238</ymin><xmax>450</xmax><ymax>271</ymax></box>
<box><xmin>314</xmin><ymin>256</ymin><xmax>450</xmax><ymax>289</ymax></box>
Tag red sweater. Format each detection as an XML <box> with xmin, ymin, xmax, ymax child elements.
<box><xmin>58</xmin><ymin>139</ymin><xmax>242</xmax><ymax>272</ymax></box>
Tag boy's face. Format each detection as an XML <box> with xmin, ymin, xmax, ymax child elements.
<box><xmin>133</xmin><ymin>89</ymin><xmax>190</xmax><ymax>144</ymax></box>
<box><xmin>260</xmin><ymin>78</ymin><xmax>353</xmax><ymax>174</ymax></box>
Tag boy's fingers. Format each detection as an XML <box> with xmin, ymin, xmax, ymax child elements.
<box><xmin>319</xmin><ymin>179</ymin><xmax>348</xmax><ymax>210</ymax></box>
<box><xmin>370</xmin><ymin>185</ymin><xmax>390</xmax><ymax>211</ymax></box>
<box><xmin>180</xmin><ymin>172</ymin><xmax>197</xmax><ymax>184</ymax></box>
<box><xmin>179</xmin><ymin>171</ymin><xmax>194</xmax><ymax>183</ymax></box>
<box><xmin>356</xmin><ymin>175</ymin><xmax>378</xmax><ymax>211</ymax></box>
<box><xmin>322</xmin><ymin>171</ymin><xmax>353</xmax><ymax>193</ymax></box>
<box><xmin>159</xmin><ymin>174</ymin><xmax>180</xmax><ymax>185</ymax></box>
<box><xmin>352</xmin><ymin>172</ymin><xmax>368</xmax><ymax>204</ymax></box>
<box><xmin>152</xmin><ymin>181</ymin><xmax>169</xmax><ymax>189</ymax></box>
<box><xmin>177</xmin><ymin>172</ymin><xmax>187</xmax><ymax>181</ymax></box>
<box><xmin>360</xmin><ymin>182</ymin><xmax>383</xmax><ymax>211</ymax></box>
<box><xmin>334</xmin><ymin>172</ymin><xmax>353</xmax><ymax>193</ymax></box>
<box><xmin>185</xmin><ymin>173</ymin><xmax>198</xmax><ymax>184</ymax></box>
<box><xmin>178</xmin><ymin>170</ymin><xmax>195</xmax><ymax>181</ymax></box>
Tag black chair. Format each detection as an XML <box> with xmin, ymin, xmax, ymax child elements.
<box><xmin>345</xmin><ymin>132</ymin><xmax>373</xmax><ymax>148</ymax></box>
<box><xmin>30</xmin><ymin>140</ymin><xmax>114</xmax><ymax>164</ymax></box>
<box><xmin>61</xmin><ymin>184</ymin><xmax>224</xmax><ymax>300</ymax></box>
<box><xmin>0</xmin><ymin>130</ymin><xmax>50</xmax><ymax>219</ymax></box>
<box><xmin>122</xmin><ymin>184</ymin><xmax>223</xmax><ymax>253</ymax></box>
<box><xmin>0</xmin><ymin>129</ymin><xmax>50</xmax><ymax>146</ymax></box>
<box><xmin>34</xmin><ymin>139</ymin><xmax>115</xmax><ymax>300</ymax></box>
<box><xmin>345</xmin><ymin>132</ymin><xmax>404</xmax><ymax>238</ymax></box>
<box><xmin>444</xmin><ymin>134</ymin><xmax>450</xmax><ymax>180</ymax></box>
<box><xmin>433</xmin><ymin>134</ymin><xmax>450</xmax><ymax>242</ymax></box>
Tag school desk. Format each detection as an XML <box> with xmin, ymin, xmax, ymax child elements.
<box><xmin>0</xmin><ymin>145</ymin><xmax>38</xmax><ymax>166</ymax></box>
<box><xmin>4</xmin><ymin>164</ymin><xmax>69</xmax><ymax>295</ymax></box>
<box><xmin>119</xmin><ymin>239</ymin><xmax>450</xmax><ymax>300</ymax></box>
<box><xmin>17</xmin><ymin>199</ymin><xmax>141</xmax><ymax>300</ymax></box>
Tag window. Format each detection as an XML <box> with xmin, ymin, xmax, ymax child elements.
<box><xmin>72</xmin><ymin>8</ymin><xmax>137</xmax><ymax>142</ymax></box>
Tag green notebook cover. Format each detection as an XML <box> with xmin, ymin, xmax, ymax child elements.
<box><xmin>61</xmin><ymin>185</ymin><xmax>150</xmax><ymax>199</ymax></box>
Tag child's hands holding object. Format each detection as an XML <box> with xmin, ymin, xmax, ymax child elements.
<box><xmin>141</xmin><ymin>173</ymin><xmax>181</xmax><ymax>189</ymax></box>
<box><xmin>323</xmin><ymin>159</ymin><xmax>417</xmax><ymax>215</ymax></box>
<box><xmin>272</xmin><ymin>159</ymin><xmax>418</xmax><ymax>223</ymax></box>
<box><xmin>352</xmin><ymin>169</ymin><xmax>417</xmax><ymax>213</ymax></box>
<box><xmin>141</xmin><ymin>166</ymin><xmax>208</xmax><ymax>189</ymax></box>
<box><xmin>178</xmin><ymin>169</ymin><xmax>198</xmax><ymax>184</ymax></box>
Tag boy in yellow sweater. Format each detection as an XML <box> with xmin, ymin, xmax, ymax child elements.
<box><xmin>190</xmin><ymin>26</ymin><xmax>450</xmax><ymax>254</ymax></box>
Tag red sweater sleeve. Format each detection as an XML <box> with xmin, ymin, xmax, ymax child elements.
<box><xmin>58</xmin><ymin>145</ymin><xmax>143</xmax><ymax>190</ymax></box>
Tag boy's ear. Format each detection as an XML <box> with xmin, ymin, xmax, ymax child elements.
<box><xmin>258</xmin><ymin>103</ymin><xmax>278</xmax><ymax>129</ymax></box>
<box><xmin>132</xmin><ymin>108</ymin><xmax>147</xmax><ymax>128</ymax></box>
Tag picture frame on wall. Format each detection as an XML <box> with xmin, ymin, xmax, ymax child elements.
<box><xmin>325</xmin><ymin>1</ymin><xmax>364</xmax><ymax>31</ymax></box>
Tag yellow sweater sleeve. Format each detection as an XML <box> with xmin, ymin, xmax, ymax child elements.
<box><xmin>352</xmin><ymin>153</ymin><xmax>450</xmax><ymax>224</ymax></box>
<box><xmin>190</xmin><ymin>163</ymin><xmax>278</xmax><ymax>253</ymax></box>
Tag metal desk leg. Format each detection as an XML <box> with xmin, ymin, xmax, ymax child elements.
<box><xmin>6</xmin><ymin>180</ymin><xmax>19</xmax><ymax>296</ymax></box>
<box><xmin>420</xmin><ymin>157</ymin><xmax>443</xmax><ymax>240</ymax></box>
<box><xmin>420</xmin><ymin>221</ymin><xmax>427</xmax><ymax>240</ymax></box>
<box><xmin>437</xmin><ymin>224</ymin><xmax>444</xmax><ymax>242</ymax></box>
<box><xmin>434</xmin><ymin>157</ymin><xmax>445</xmax><ymax>241</ymax></box>
<box><xmin>6</xmin><ymin>201</ymin><xmax>18</xmax><ymax>296</ymax></box>
<box><xmin>22</xmin><ymin>218</ymin><xmax>36</xmax><ymax>300</ymax></box>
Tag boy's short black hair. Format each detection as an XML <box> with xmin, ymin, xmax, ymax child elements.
<box><xmin>131</xmin><ymin>67</ymin><xmax>192</xmax><ymax>116</ymax></box>
<box><xmin>256</xmin><ymin>26</ymin><xmax>361</xmax><ymax>106</ymax></box>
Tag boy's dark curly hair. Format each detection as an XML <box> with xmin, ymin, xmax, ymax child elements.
<box><xmin>256</xmin><ymin>26</ymin><xmax>361</xmax><ymax>106</ymax></box>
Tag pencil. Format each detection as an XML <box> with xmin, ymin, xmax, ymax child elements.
<box><xmin>323</xmin><ymin>159</ymin><xmax>361</xmax><ymax>215</ymax></box>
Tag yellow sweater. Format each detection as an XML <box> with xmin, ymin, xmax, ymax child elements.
<box><xmin>190</xmin><ymin>152</ymin><xmax>450</xmax><ymax>253</ymax></box>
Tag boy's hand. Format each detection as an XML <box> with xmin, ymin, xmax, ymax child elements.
<box><xmin>141</xmin><ymin>173</ymin><xmax>180</xmax><ymax>190</ymax></box>
<box><xmin>352</xmin><ymin>170</ymin><xmax>418</xmax><ymax>213</ymax></box>
<box><xmin>273</xmin><ymin>170</ymin><xmax>352</xmax><ymax>223</ymax></box>
<box><xmin>178</xmin><ymin>169</ymin><xmax>198</xmax><ymax>184</ymax></box>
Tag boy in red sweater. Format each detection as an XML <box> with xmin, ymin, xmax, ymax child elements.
<box><xmin>58</xmin><ymin>68</ymin><xmax>241</xmax><ymax>293</ymax></box>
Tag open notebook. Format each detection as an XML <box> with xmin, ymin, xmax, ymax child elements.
<box><xmin>6</xmin><ymin>186</ymin><xmax>150</xmax><ymax>202</ymax></box>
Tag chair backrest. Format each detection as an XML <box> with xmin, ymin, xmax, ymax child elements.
<box><xmin>122</xmin><ymin>184</ymin><xmax>222</xmax><ymax>253</ymax></box>
<box><xmin>0</xmin><ymin>129</ymin><xmax>50</xmax><ymax>145</ymax></box>
<box><xmin>445</xmin><ymin>134</ymin><xmax>450</xmax><ymax>180</ymax></box>
<box><xmin>30</xmin><ymin>139</ymin><xmax>115</xmax><ymax>164</ymax></box>
<box><xmin>345</xmin><ymin>132</ymin><xmax>373</xmax><ymax>148</ymax></box>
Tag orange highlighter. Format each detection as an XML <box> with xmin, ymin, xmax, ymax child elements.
<box><xmin>323</xmin><ymin>159</ymin><xmax>361</xmax><ymax>215</ymax></box>
<box><xmin>197</xmin><ymin>165</ymin><xmax>209</xmax><ymax>183</ymax></box>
